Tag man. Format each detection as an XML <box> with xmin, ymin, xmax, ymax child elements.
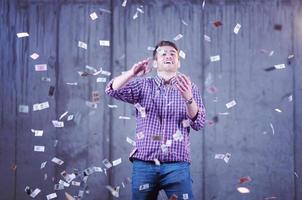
<box><xmin>105</xmin><ymin>41</ymin><xmax>206</xmax><ymax>200</ymax></box>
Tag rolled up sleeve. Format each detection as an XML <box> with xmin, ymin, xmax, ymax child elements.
<box><xmin>188</xmin><ymin>84</ymin><xmax>206</xmax><ymax>131</ymax></box>
<box><xmin>105</xmin><ymin>78</ymin><xmax>143</xmax><ymax>104</ymax></box>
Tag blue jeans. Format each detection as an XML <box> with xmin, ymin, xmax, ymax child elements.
<box><xmin>132</xmin><ymin>159</ymin><xmax>194</xmax><ymax>200</ymax></box>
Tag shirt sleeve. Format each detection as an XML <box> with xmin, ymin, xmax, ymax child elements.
<box><xmin>187</xmin><ymin>84</ymin><xmax>206</xmax><ymax>131</ymax></box>
<box><xmin>105</xmin><ymin>77</ymin><xmax>143</xmax><ymax>104</ymax></box>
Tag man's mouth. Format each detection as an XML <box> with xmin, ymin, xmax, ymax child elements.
<box><xmin>164</xmin><ymin>61</ymin><xmax>173</xmax><ymax>64</ymax></box>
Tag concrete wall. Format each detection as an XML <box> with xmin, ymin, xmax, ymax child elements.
<box><xmin>0</xmin><ymin>0</ymin><xmax>301</xmax><ymax>199</ymax></box>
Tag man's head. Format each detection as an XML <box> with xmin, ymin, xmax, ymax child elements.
<box><xmin>152</xmin><ymin>41</ymin><xmax>180</xmax><ymax>73</ymax></box>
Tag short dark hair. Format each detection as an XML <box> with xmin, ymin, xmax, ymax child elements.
<box><xmin>153</xmin><ymin>41</ymin><xmax>179</xmax><ymax>59</ymax></box>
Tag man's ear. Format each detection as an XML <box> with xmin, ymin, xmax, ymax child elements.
<box><xmin>153</xmin><ymin>60</ymin><xmax>158</xmax><ymax>68</ymax></box>
<box><xmin>177</xmin><ymin>61</ymin><xmax>181</xmax><ymax>69</ymax></box>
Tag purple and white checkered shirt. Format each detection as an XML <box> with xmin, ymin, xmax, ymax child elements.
<box><xmin>105</xmin><ymin>75</ymin><xmax>206</xmax><ymax>163</ymax></box>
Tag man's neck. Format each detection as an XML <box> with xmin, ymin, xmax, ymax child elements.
<box><xmin>157</xmin><ymin>71</ymin><xmax>177</xmax><ymax>82</ymax></box>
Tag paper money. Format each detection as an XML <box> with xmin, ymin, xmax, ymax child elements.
<box><xmin>134</xmin><ymin>103</ymin><xmax>146</xmax><ymax>117</ymax></box>
<box><xmin>182</xmin><ymin>119</ymin><xmax>190</xmax><ymax>128</ymax></box>
<box><xmin>40</xmin><ymin>161</ymin><xmax>47</xmax><ymax>169</ymax></box>
<box><xmin>35</xmin><ymin>64</ymin><xmax>47</xmax><ymax>71</ymax></box>
<box><xmin>46</xmin><ymin>193</ymin><xmax>57</xmax><ymax>200</ymax></box>
<box><xmin>137</xmin><ymin>7</ymin><xmax>144</xmax><ymax>14</ymax></box>
<box><xmin>41</xmin><ymin>77</ymin><xmax>51</xmax><ymax>82</ymax></box>
<box><xmin>119</xmin><ymin>116</ymin><xmax>130</xmax><ymax>120</ymax></box>
<box><xmin>100</xmin><ymin>69</ymin><xmax>111</xmax><ymax>76</ymax></box>
<box><xmin>67</xmin><ymin>115</ymin><xmax>74</xmax><ymax>121</ymax></box>
<box><xmin>166</xmin><ymin>139</ymin><xmax>172</xmax><ymax>147</ymax></box>
<box><xmin>112</xmin><ymin>158</ymin><xmax>122</xmax><ymax>166</ymax></box>
<box><xmin>33</xmin><ymin>101</ymin><xmax>49</xmax><ymax>111</ymax></box>
<box><xmin>204</xmin><ymin>34</ymin><xmax>211</xmax><ymax>42</ymax></box>
<box><xmin>85</xmin><ymin>65</ymin><xmax>98</xmax><ymax>73</ymax></box>
<box><xmin>234</xmin><ymin>23</ymin><xmax>241</xmax><ymax>34</ymax></box>
<box><xmin>17</xmin><ymin>32</ymin><xmax>29</xmax><ymax>38</ymax></box>
<box><xmin>99</xmin><ymin>40</ymin><xmax>110</xmax><ymax>46</ymax></box>
<box><xmin>108</xmin><ymin>104</ymin><xmax>118</xmax><ymax>108</ymax></box>
<box><xmin>78</xmin><ymin>41</ymin><xmax>87</xmax><ymax>49</ymax></box>
<box><xmin>239</xmin><ymin>176</ymin><xmax>252</xmax><ymax>184</ymax></box>
<box><xmin>126</xmin><ymin>137</ymin><xmax>136</xmax><ymax>146</ymax></box>
<box><xmin>96</xmin><ymin>77</ymin><xmax>107</xmax><ymax>82</ymax></box>
<box><xmin>93</xmin><ymin>166</ymin><xmax>103</xmax><ymax>172</ymax></box>
<box><xmin>30</xmin><ymin>53</ymin><xmax>39</xmax><ymax>60</ymax></box>
<box><xmin>210</xmin><ymin>55</ymin><xmax>220</xmax><ymax>62</ymax></box>
<box><xmin>154</xmin><ymin>159</ymin><xmax>160</xmax><ymax>166</ymax></box>
<box><xmin>30</xmin><ymin>188</ymin><xmax>41</xmax><ymax>198</ymax></box>
<box><xmin>34</xmin><ymin>145</ymin><xmax>45</xmax><ymax>152</ymax></box>
<box><xmin>237</xmin><ymin>187</ymin><xmax>250</xmax><ymax>194</ymax></box>
<box><xmin>52</xmin><ymin>120</ymin><xmax>64</xmax><ymax>128</ymax></box>
<box><xmin>59</xmin><ymin>179</ymin><xmax>70</xmax><ymax>187</ymax></box>
<box><xmin>136</xmin><ymin>132</ymin><xmax>144</xmax><ymax>140</ymax></box>
<box><xmin>72</xmin><ymin>181</ymin><xmax>81</xmax><ymax>186</ymax></box>
<box><xmin>181</xmin><ymin>19</ymin><xmax>188</xmax><ymax>26</ymax></box>
<box><xmin>139</xmin><ymin>183</ymin><xmax>149</xmax><ymax>191</ymax></box>
<box><xmin>122</xmin><ymin>0</ymin><xmax>127</xmax><ymax>7</ymax></box>
<box><xmin>161</xmin><ymin>144</ymin><xmax>168</xmax><ymax>154</ymax></box>
<box><xmin>59</xmin><ymin>111</ymin><xmax>68</xmax><ymax>120</ymax></box>
<box><xmin>133</xmin><ymin>11</ymin><xmax>138</xmax><ymax>19</ymax></box>
<box><xmin>173</xmin><ymin>34</ymin><xmax>183</xmax><ymax>41</ymax></box>
<box><xmin>78</xmin><ymin>190</ymin><xmax>84</xmax><ymax>198</ymax></box>
<box><xmin>274</xmin><ymin>64</ymin><xmax>286</xmax><ymax>69</ymax></box>
<box><xmin>102</xmin><ymin>159</ymin><xmax>113</xmax><ymax>169</ymax></box>
<box><xmin>90</xmin><ymin>12</ymin><xmax>98</xmax><ymax>20</ymax></box>
<box><xmin>275</xmin><ymin>108</ymin><xmax>282</xmax><ymax>113</ymax></box>
<box><xmin>224</xmin><ymin>153</ymin><xmax>231</xmax><ymax>163</ymax></box>
<box><xmin>51</xmin><ymin>157</ymin><xmax>64</xmax><ymax>165</ymax></box>
<box><xmin>106</xmin><ymin>185</ymin><xmax>119</xmax><ymax>197</ymax></box>
<box><xmin>86</xmin><ymin>101</ymin><xmax>98</xmax><ymax>109</ymax></box>
<box><xmin>226</xmin><ymin>100</ymin><xmax>236</xmax><ymax>109</ymax></box>
<box><xmin>173</xmin><ymin>129</ymin><xmax>183</xmax><ymax>141</ymax></box>
<box><xmin>179</xmin><ymin>50</ymin><xmax>186</xmax><ymax>59</ymax></box>
<box><xmin>214</xmin><ymin>154</ymin><xmax>225</xmax><ymax>159</ymax></box>
<box><xmin>66</xmin><ymin>82</ymin><xmax>78</xmax><ymax>85</ymax></box>
<box><xmin>54</xmin><ymin>184</ymin><xmax>64</xmax><ymax>190</ymax></box>
<box><xmin>147</xmin><ymin>46</ymin><xmax>155</xmax><ymax>51</ymax></box>
<box><xmin>19</xmin><ymin>105</ymin><xmax>29</xmax><ymax>113</ymax></box>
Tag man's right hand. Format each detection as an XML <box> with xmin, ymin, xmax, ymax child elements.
<box><xmin>111</xmin><ymin>58</ymin><xmax>152</xmax><ymax>90</ymax></box>
<box><xmin>130</xmin><ymin>58</ymin><xmax>152</xmax><ymax>77</ymax></box>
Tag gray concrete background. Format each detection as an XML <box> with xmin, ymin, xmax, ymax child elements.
<box><xmin>0</xmin><ymin>0</ymin><xmax>301</xmax><ymax>199</ymax></box>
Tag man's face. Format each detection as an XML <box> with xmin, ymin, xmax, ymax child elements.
<box><xmin>155</xmin><ymin>46</ymin><xmax>180</xmax><ymax>73</ymax></box>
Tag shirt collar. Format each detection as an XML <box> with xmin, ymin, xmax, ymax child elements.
<box><xmin>154</xmin><ymin>74</ymin><xmax>177</xmax><ymax>86</ymax></box>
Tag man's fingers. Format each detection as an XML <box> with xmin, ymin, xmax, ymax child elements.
<box><xmin>175</xmin><ymin>83</ymin><xmax>185</xmax><ymax>93</ymax></box>
<box><xmin>176</xmin><ymin>79</ymin><xmax>187</xmax><ymax>91</ymax></box>
<box><xmin>177</xmin><ymin>76</ymin><xmax>189</xmax><ymax>90</ymax></box>
<box><xmin>133</xmin><ymin>61</ymin><xmax>151</xmax><ymax>76</ymax></box>
<box><xmin>182</xmin><ymin>74</ymin><xmax>191</xmax><ymax>85</ymax></box>
<box><xmin>145</xmin><ymin>66</ymin><xmax>152</xmax><ymax>74</ymax></box>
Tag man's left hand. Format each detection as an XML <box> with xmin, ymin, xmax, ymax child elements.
<box><xmin>175</xmin><ymin>74</ymin><xmax>193</xmax><ymax>101</ymax></box>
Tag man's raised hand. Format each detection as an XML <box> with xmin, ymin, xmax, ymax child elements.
<box><xmin>131</xmin><ymin>58</ymin><xmax>152</xmax><ymax>77</ymax></box>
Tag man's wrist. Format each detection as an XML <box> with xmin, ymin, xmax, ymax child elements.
<box><xmin>185</xmin><ymin>97</ymin><xmax>194</xmax><ymax>105</ymax></box>
<box><xmin>127</xmin><ymin>69</ymin><xmax>135</xmax><ymax>78</ymax></box>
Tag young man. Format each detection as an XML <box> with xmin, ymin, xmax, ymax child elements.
<box><xmin>105</xmin><ymin>41</ymin><xmax>206</xmax><ymax>200</ymax></box>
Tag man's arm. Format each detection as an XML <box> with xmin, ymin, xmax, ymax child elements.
<box><xmin>105</xmin><ymin>58</ymin><xmax>151</xmax><ymax>104</ymax></box>
<box><xmin>175</xmin><ymin>74</ymin><xmax>206</xmax><ymax>131</ymax></box>
<box><xmin>111</xmin><ymin>70</ymin><xmax>135</xmax><ymax>90</ymax></box>
<box><xmin>112</xmin><ymin>58</ymin><xmax>150</xmax><ymax>90</ymax></box>
<box><xmin>175</xmin><ymin>74</ymin><xmax>198</xmax><ymax>119</ymax></box>
<box><xmin>185</xmin><ymin>98</ymin><xmax>198</xmax><ymax>120</ymax></box>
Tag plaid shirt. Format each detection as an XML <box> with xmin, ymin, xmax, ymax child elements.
<box><xmin>105</xmin><ymin>75</ymin><xmax>206</xmax><ymax>163</ymax></box>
